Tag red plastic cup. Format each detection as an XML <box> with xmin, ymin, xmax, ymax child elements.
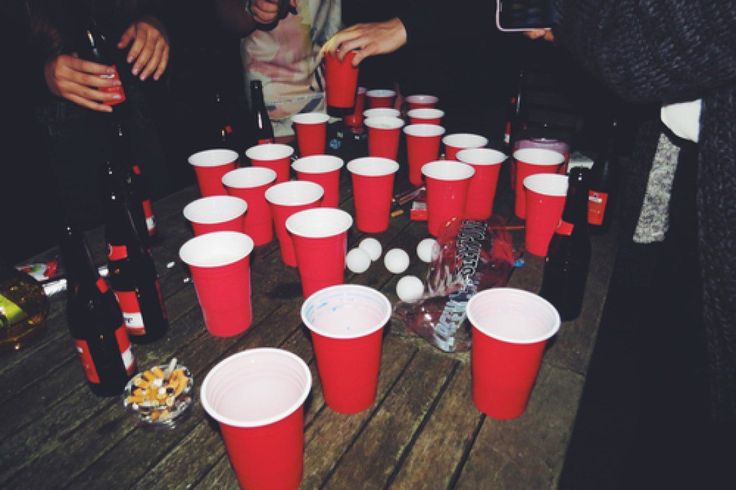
<box><xmin>265</xmin><ymin>181</ymin><xmax>324</xmax><ymax>267</ymax></box>
<box><xmin>403</xmin><ymin>124</ymin><xmax>446</xmax><ymax>187</ymax></box>
<box><xmin>510</xmin><ymin>138</ymin><xmax>571</xmax><ymax>191</ymax></box>
<box><xmin>347</xmin><ymin>157</ymin><xmax>400</xmax><ymax>233</ymax></box>
<box><xmin>365</xmin><ymin>116</ymin><xmax>404</xmax><ymax>160</ymax></box>
<box><xmin>200</xmin><ymin>348</ymin><xmax>312</xmax><ymax>490</ymax></box>
<box><xmin>188</xmin><ymin>149</ymin><xmax>239</xmax><ymax>197</ymax></box>
<box><xmin>442</xmin><ymin>133</ymin><xmax>489</xmax><ymax>161</ymax></box>
<box><xmin>366</xmin><ymin>89</ymin><xmax>397</xmax><ymax>109</ymax></box>
<box><xmin>421</xmin><ymin>161</ymin><xmax>475</xmax><ymax>237</ymax></box>
<box><xmin>324</xmin><ymin>50</ymin><xmax>359</xmax><ymax>110</ymax></box>
<box><xmin>363</xmin><ymin>108</ymin><xmax>400</xmax><ymax>120</ymax></box>
<box><xmin>291</xmin><ymin>155</ymin><xmax>344</xmax><ymax>208</ymax></box>
<box><xmin>407</xmin><ymin>108</ymin><xmax>444</xmax><ymax>126</ymax></box>
<box><xmin>222</xmin><ymin>167</ymin><xmax>277</xmax><ymax>246</ymax></box>
<box><xmin>246</xmin><ymin>144</ymin><xmax>295</xmax><ymax>183</ymax></box>
<box><xmin>523</xmin><ymin>174</ymin><xmax>569</xmax><ymax>256</ymax></box>
<box><xmin>286</xmin><ymin>208</ymin><xmax>353</xmax><ymax>297</ymax></box>
<box><xmin>344</xmin><ymin>87</ymin><xmax>366</xmax><ymax>128</ymax></box>
<box><xmin>405</xmin><ymin>94</ymin><xmax>439</xmax><ymax>110</ymax></box>
<box><xmin>179</xmin><ymin>231</ymin><xmax>255</xmax><ymax>336</ymax></box>
<box><xmin>300</xmin><ymin>284</ymin><xmax>391</xmax><ymax>413</ymax></box>
<box><xmin>182</xmin><ymin>195</ymin><xmax>248</xmax><ymax>236</ymax></box>
<box><xmin>513</xmin><ymin>148</ymin><xmax>565</xmax><ymax>219</ymax></box>
<box><xmin>456</xmin><ymin>148</ymin><xmax>507</xmax><ymax>220</ymax></box>
<box><xmin>291</xmin><ymin>112</ymin><xmax>330</xmax><ymax>156</ymax></box>
<box><xmin>467</xmin><ymin>288</ymin><xmax>560</xmax><ymax>419</ymax></box>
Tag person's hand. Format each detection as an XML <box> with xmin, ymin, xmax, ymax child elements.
<box><xmin>524</xmin><ymin>29</ymin><xmax>555</xmax><ymax>42</ymax></box>
<box><xmin>320</xmin><ymin>18</ymin><xmax>407</xmax><ymax>67</ymax></box>
<box><xmin>44</xmin><ymin>54</ymin><xmax>122</xmax><ymax>112</ymax></box>
<box><xmin>249</xmin><ymin>0</ymin><xmax>297</xmax><ymax>25</ymax></box>
<box><xmin>117</xmin><ymin>16</ymin><xmax>170</xmax><ymax>81</ymax></box>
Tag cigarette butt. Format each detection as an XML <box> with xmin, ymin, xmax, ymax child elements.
<box><xmin>142</xmin><ymin>371</ymin><xmax>155</xmax><ymax>382</ymax></box>
<box><xmin>151</xmin><ymin>366</ymin><xmax>165</xmax><ymax>378</ymax></box>
<box><xmin>391</xmin><ymin>209</ymin><xmax>404</xmax><ymax>218</ymax></box>
<box><xmin>127</xmin><ymin>395</ymin><xmax>145</xmax><ymax>404</ymax></box>
<box><xmin>133</xmin><ymin>388</ymin><xmax>146</xmax><ymax>397</ymax></box>
<box><xmin>133</xmin><ymin>377</ymin><xmax>150</xmax><ymax>388</ymax></box>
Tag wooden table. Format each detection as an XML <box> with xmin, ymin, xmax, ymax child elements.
<box><xmin>0</xmin><ymin>141</ymin><xmax>617</xmax><ymax>489</ymax></box>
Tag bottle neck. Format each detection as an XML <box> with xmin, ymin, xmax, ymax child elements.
<box><xmin>60</xmin><ymin>228</ymin><xmax>101</xmax><ymax>289</ymax></box>
<box><xmin>561</xmin><ymin>170</ymin><xmax>590</xmax><ymax>227</ymax></box>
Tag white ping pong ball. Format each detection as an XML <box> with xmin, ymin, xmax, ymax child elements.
<box><xmin>396</xmin><ymin>275</ymin><xmax>424</xmax><ymax>302</ymax></box>
<box><xmin>384</xmin><ymin>248</ymin><xmax>410</xmax><ymax>274</ymax></box>
<box><xmin>416</xmin><ymin>238</ymin><xmax>439</xmax><ymax>263</ymax></box>
<box><xmin>358</xmin><ymin>237</ymin><xmax>382</xmax><ymax>262</ymax></box>
<box><xmin>346</xmin><ymin>247</ymin><xmax>371</xmax><ymax>274</ymax></box>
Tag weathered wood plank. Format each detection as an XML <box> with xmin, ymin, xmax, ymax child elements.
<box><xmin>454</xmin><ymin>363</ymin><xmax>586</xmax><ymax>490</ymax></box>
<box><xmin>321</xmin><ymin>347</ymin><xmax>456</xmax><ymax>490</ymax></box>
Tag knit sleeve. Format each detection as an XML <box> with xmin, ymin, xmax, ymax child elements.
<box><xmin>555</xmin><ymin>0</ymin><xmax>736</xmax><ymax>103</ymax></box>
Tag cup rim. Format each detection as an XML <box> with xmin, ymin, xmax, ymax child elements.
<box><xmin>285</xmin><ymin>207</ymin><xmax>353</xmax><ymax>238</ymax></box>
<box><xmin>291</xmin><ymin>112</ymin><xmax>331</xmax><ymax>125</ymax></box>
<box><xmin>366</xmin><ymin>89</ymin><xmax>397</xmax><ymax>98</ymax></box>
<box><xmin>188</xmin><ymin>148</ymin><xmax>239</xmax><ymax>168</ymax></box>
<box><xmin>265</xmin><ymin>180</ymin><xmax>324</xmax><ymax>206</ymax></box>
<box><xmin>406</xmin><ymin>108</ymin><xmax>445</xmax><ymax>120</ymax></box>
<box><xmin>466</xmin><ymin>288</ymin><xmax>561</xmax><ymax>344</ymax></box>
<box><xmin>456</xmin><ymin>148</ymin><xmax>507</xmax><ymax>166</ymax></box>
<box><xmin>291</xmin><ymin>155</ymin><xmax>344</xmax><ymax>174</ymax></box>
<box><xmin>442</xmin><ymin>133</ymin><xmax>489</xmax><ymax>149</ymax></box>
<box><xmin>403</xmin><ymin>124</ymin><xmax>446</xmax><ymax>138</ymax></box>
<box><xmin>523</xmin><ymin>173</ymin><xmax>569</xmax><ymax>196</ymax></box>
<box><xmin>513</xmin><ymin>148</ymin><xmax>566</xmax><ymax>166</ymax></box>
<box><xmin>406</xmin><ymin>94</ymin><xmax>439</xmax><ymax>105</ymax></box>
<box><xmin>200</xmin><ymin>348</ymin><xmax>312</xmax><ymax>428</ymax></box>
<box><xmin>245</xmin><ymin>143</ymin><xmax>295</xmax><ymax>161</ymax></box>
<box><xmin>222</xmin><ymin>166</ymin><xmax>277</xmax><ymax>189</ymax></box>
<box><xmin>183</xmin><ymin>195</ymin><xmax>248</xmax><ymax>224</ymax></box>
<box><xmin>364</xmin><ymin>116</ymin><xmax>405</xmax><ymax>130</ymax></box>
<box><xmin>300</xmin><ymin>284</ymin><xmax>392</xmax><ymax>339</ymax></box>
<box><xmin>362</xmin><ymin>108</ymin><xmax>401</xmax><ymax>119</ymax></box>
<box><xmin>421</xmin><ymin>160</ymin><xmax>475</xmax><ymax>180</ymax></box>
<box><xmin>346</xmin><ymin>157</ymin><xmax>400</xmax><ymax>176</ymax></box>
<box><xmin>179</xmin><ymin>231</ymin><xmax>254</xmax><ymax>268</ymax></box>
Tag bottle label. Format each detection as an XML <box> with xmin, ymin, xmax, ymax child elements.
<box><xmin>588</xmin><ymin>190</ymin><xmax>609</xmax><ymax>226</ymax></box>
<box><xmin>556</xmin><ymin>220</ymin><xmax>574</xmax><ymax>236</ymax></box>
<box><xmin>75</xmin><ymin>339</ymin><xmax>101</xmax><ymax>384</ymax></box>
<box><xmin>107</xmin><ymin>244</ymin><xmax>128</xmax><ymax>261</ymax></box>
<box><xmin>0</xmin><ymin>293</ymin><xmax>28</xmax><ymax>325</ymax></box>
<box><xmin>100</xmin><ymin>67</ymin><xmax>126</xmax><ymax>106</ymax></box>
<box><xmin>142</xmin><ymin>200</ymin><xmax>157</xmax><ymax>234</ymax></box>
<box><xmin>257</xmin><ymin>137</ymin><xmax>274</xmax><ymax>145</ymax></box>
<box><xmin>114</xmin><ymin>290</ymin><xmax>146</xmax><ymax>336</ymax></box>
<box><xmin>132</xmin><ymin>164</ymin><xmax>142</xmax><ymax>176</ymax></box>
<box><xmin>96</xmin><ymin>277</ymin><xmax>109</xmax><ymax>294</ymax></box>
<box><xmin>114</xmin><ymin>324</ymin><xmax>136</xmax><ymax>375</ymax></box>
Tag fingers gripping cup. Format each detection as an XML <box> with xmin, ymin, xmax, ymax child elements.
<box><xmin>222</xmin><ymin>167</ymin><xmax>277</xmax><ymax>246</ymax></box>
<box><xmin>301</xmin><ymin>285</ymin><xmax>391</xmax><ymax>413</ymax></box>
<box><xmin>523</xmin><ymin>174</ymin><xmax>569</xmax><ymax>256</ymax></box>
<box><xmin>421</xmin><ymin>161</ymin><xmax>475</xmax><ymax>237</ymax></box>
<box><xmin>466</xmin><ymin>288</ymin><xmax>560</xmax><ymax>419</ymax></box>
<box><xmin>404</xmin><ymin>124</ymin><xmax>446</xmax><ymax>187</ymax></box>
<box><xmin>442</xmin><ymin>133</ymin><xmax>489</xmax><ymax>161</ymax></box>
<box><xmin>291</xmin><ymin>155</ymin><xmax>344</xmax><ymax>208</ymax></box>
<box><xmin>200</xmin><ymin>348</ymin><xmax>312</xmax><ymax>490</ymax></box>
<box><xmin>347</xmin><ymin>157</ymin><xmax>400</xmax><ymax>233</ymax></box>
<box><xmin>179</xmin><ymin>231</ymin><xmax>255</xmax><ymax>336</ymax></box>
<box><xmin>265</xmin><ymin>181</ymin><xmax>324</xmax><ymax>267</ymax></box>
<box><xmin>513</xmin><ymin>148</ymin><xmax>565</xmax><ymax>219</ymax></box>
<box><xmin>246</xmin><ymin>143</ymin><xmax>295</xmax><ymax>183</ymax></box>
<box><xmin>286</xmin><ymin>208</ymin><xmax>353</xmax><ymax>297</ymax></box>
<box><xmin>365</xmin><ymin>116</ymin><xmax>405</xmax><ymax>160</ymax></box>
<box><xmin>405</xmin><ymin>94</ymin><xmax>439</xmax><ymax>110</ymax></box>
<box><xmin>366</xmin><ymin>89</ymin><xmax>397</xmax><ymax>109</ymax></box>
<box><xmin>407</xmin><ymin>108</ymin><xmax>444</xmax><ymax>126</ymax></box>
<box><xmin>291</xmin><ymin>112</ymin><xmax>330</xmax><ymax>157</ymax></box>
<box><xmin>182</xmin><ymin>195</ymin><xmax>248</xmax><ymax>236</ymax></box>
<box><xmin>324</xmin><ymin>51</ymin><xmax>359</xmax><ymax>114</ymax></box>
<box><xmin>188</xmin><ymin>149</ymin><xmax>239</xmax><ymax>197</ymax></box>
<box><xmin>456</xmin><ymin>148</ymin><xmax>507</xmax><ymax>220</ymax></box>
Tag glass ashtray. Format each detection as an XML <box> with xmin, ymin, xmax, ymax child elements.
<box><xmin>123</xmin><ymin>361</ymin><xmax>194</xmax><ymax>429</ymax></box>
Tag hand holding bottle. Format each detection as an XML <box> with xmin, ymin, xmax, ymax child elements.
<box><xmin>117</xmin><ymin>16</ymin><xmax>170</xmax><ymax>82</ymax></box>
<box><xmin>44</xmin><ymin>54</ymin><xmax>123</xmax><ymax>113</ymax></box>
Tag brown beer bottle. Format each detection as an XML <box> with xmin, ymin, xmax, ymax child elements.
<box><xmin>250</xmin><ymin>80</ymin><xmax>275</xmax><ymax>145</ymax></box>
<box><xmin>61</xmin><ymin>222</ymin><xmax>136</xmax><ymax>396</ymax></box>
<box><xmin>78</xmin><ymin>15</ymin><xmax>126</xmax><ymax>107</ymax></box>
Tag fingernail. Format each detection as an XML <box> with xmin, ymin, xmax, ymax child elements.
<box><xmin>132</xmin><ymin>68</ymin><xmax>139</xmax><ymax>75</ymax></box>
<box><xmin>112</xmin><ymin>94</ymin><xmax>122</xmax><ymax>99</ymax></box>
<box><xmin>106</xmin><ymin>67</ymin><xmax>115</xmax><ymax>74</ymax></box>
<box><xmin>140</xmin><ymin>75</ymin><xmax>146</xmax><ymax>81</ymax></box>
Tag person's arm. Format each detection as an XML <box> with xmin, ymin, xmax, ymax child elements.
<box><xmin>215</xmin><ymin>0</ymin><xmax>294</xmax><ymax>37</ymax></box>
<box><xmin>554</xmin><ymin>0</ymin><xmax>736</xmax><ymax>103</ymax></box>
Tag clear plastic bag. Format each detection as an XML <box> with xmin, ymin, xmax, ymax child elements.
<box><xmin>393</xmin><ymin>216</ymin><xmax>518</xmax><ymax>352</ymax></box>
